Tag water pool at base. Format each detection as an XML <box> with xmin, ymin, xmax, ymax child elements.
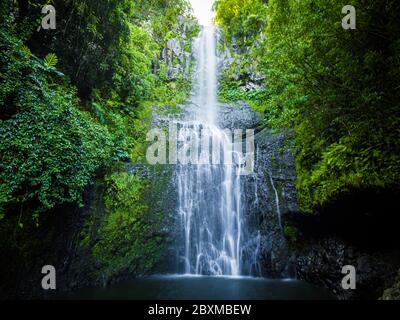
<box><xmin>62</xmin><ymin>276</ymin><xmax>336</xmax><ymax>300</ymax></box>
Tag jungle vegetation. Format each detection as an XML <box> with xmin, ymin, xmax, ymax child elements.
<box><xmin>0</xmin><ymin>0</ymin><xmax>198</xmax><ymax>294</ymax></box>
<box><xmin>215</xmin><ymin>0</ymin><xmax>400</xmax><ymax>212</ymax></box>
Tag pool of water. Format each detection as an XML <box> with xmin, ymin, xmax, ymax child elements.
<box><xmin>61</xmin><ymin>275</ymin><xmax>336</xmax><ymax>300</ymax></box>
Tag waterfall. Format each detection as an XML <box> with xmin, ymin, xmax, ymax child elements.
<box><xmin>176</xmin><ymin>25</ymin><xmax>245</xmax><ymax>276</ymax></box>
<box><xmin>269</xmin><ymin>172</ymin><xmax>283</xmax><ymax>233</ymax></box>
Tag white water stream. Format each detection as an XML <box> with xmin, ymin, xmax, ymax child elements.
<box><xmin>176</xmin><ymin>23</ymin><xmax>246</xmax><ymax>276</ymax></box>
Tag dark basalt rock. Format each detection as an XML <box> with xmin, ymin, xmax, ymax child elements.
<box><xmin>285</xmin><ymin>188</ymin><xmax>400</xmax><ymax>300</ymax></box>
<box><xmin>217</xmin><ymin>100</ymin><xmax>260</xmax><ymax>130</ymax></box>
<box><xmin>291</xmin><ymin>237</ymin><xmax>400</xmax><ymax>300</ymax></box>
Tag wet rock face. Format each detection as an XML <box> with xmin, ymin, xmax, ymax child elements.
<box><xmin>244</xmin><ymin>128</ymin><xmax>298</xmax><ymax>278</ymax></box>
<box><xmin>217</xmin><ymin>101</ymin><xmax>298</xmax><ymax>278</ymax></box>
<box><xmin>217</xmin><ymin>100</ymin><xmax>259</xmax><ymax>130</ymax></box>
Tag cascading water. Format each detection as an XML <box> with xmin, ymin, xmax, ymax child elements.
<box><xmin>176</xmin><ymin>25</ymin><xmax>245</xmax><ymax>276</ymax></box>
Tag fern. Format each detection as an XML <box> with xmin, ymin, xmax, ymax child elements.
<box><xmin>43</xmin><ymin>53</ymin><xmax>58</xmax><ymax>68</ymax></box>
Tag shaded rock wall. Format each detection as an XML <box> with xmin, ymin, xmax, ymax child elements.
<box><xmin>285</xmin><ymin>189</ymin><xmax>400</xmax><ymax>300</ymax></box>
<box><xmin>246</xmin><ymin>128</ymin><xmax>297</xmax><ymax>278</ymax></box>
<box><xmin>217</xmin><ymin>100</ymin><xmax>297</xmax><ymax>278</ymax></box>
<box><xmin>290</xmin><ymin>235</ymin><xmax>400</xmax><ymax>300</ymax></box>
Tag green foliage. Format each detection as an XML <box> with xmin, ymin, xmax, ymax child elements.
<box><xmin>0</xmin><ymin>0</ymin><xmax>197</xmax><ymax>292</ymax></box>
<box><xmin>214</xmin><ymin>0</ymin><xmax>267</xmax><ymax>48</ymax></box>
<box><xmin>0</xmin><ymin>26</ymin><xmax>113</xmax><ymax>212</ymax></box>
<box><xmin>43</xmin><ymin>53</ymin><xmax>58</xmax><ymax>68</ymax></box>
<box><xmin>216</xmin><ymin>0</ymin><xmax>400</xmax><ymax>213</ymax></box>
<box><xmin>284</xmin><ymin>225</ymin><xmax>299</xmax><ymax>243</ymax></box>
<box><xmin>219</xmin><ymin>79</ymin><xmax>268</xmax><ymax>103</ymax></box>
<box><xmin>76</xmin><ymin>164</ymin><xmax>175</xmax><ymax>283</ymax></box>
<box><xmin>215</xmin><ymin>0</ymin><xmax>268</xmax><ymax>93</ymax></box>
<box><xmin>266</xmin><ymin>0</ymin><xmax>400</xmax><ymax>212</ymax></box>
<box><xmin>0</xmin><ymin>0</ymin><xmax>198</xmax><ymax>217</ymax></box>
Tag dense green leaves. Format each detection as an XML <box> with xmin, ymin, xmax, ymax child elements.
<box><xmin>0</xmin><ymin>0</ymin><xmax>197</xmax><ymax>292</ymax></box>
<box><xmin>216</xmin><ymin>0</ymin><xmax>400</xmax><ymax>212</ymax></box>
<box><xmin>0</xmin><ymin>26</ymin><xmax>113</xmax><ymax>212</ymax></box>
<box><xmin>0</xmin><ymin>0</ymin><xmax>198</xmax><ymax>217</ymax></box>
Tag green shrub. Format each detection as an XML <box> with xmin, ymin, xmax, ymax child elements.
<box><xmin>0</xmin><ymin>27</ymin><xmax>113</xmax><ymax>213</ymax></box>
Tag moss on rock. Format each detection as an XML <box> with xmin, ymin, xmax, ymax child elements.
<box><xmin>381</xmin><ymin>271</ymin><xmax>400</xmax><ymax>300</ymax></box>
